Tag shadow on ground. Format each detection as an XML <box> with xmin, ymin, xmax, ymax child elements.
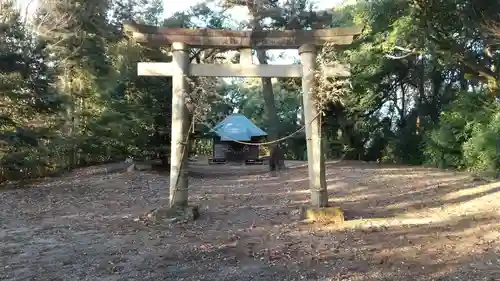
<box><xmin>0</xmin><ymin>161</ymin><xmax>499</xmax><ymax>280</ymax></box>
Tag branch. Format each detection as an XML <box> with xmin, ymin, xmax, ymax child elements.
<box><xmin>385</xmin><ymin>53</ymin><xmax>416</xmax><ymax>60</ymax></box>
<box><xmin>189</xmin><ymin>49</ymin><xmax>203</xmax><ymax>63</ymax></box>
<box><xmin>394</xmin><ymin>46</ymin><xmax>416</xmax><ymax>52</ymax></box>
<box><xmin>385</xmin><ymin>46</ymin><xmax>421</xmax><ymax>60</ymax></box>
<box><xmin>423</xmin><ymin>19</ymin><xmax>499</xmax><ymax>85</ymax></box>
<box><xmin>426</xmin><ymin>32</ymin><xmax>498</xmax><ymax>81</ymax></box>
<box><xmin>457</xmin><ymin>56</ymin><xmax>498</xmax><ymax>81</ymax></box>
<box><xmin>203</xmin><ymin>49</ymin><xmax>219</xmax><ymax>61</ymax></box>
<box><xmin>483</xmin><ymin>15</ymin><xmax>500</xmax><ymax>43</ymax></box>
<box><xmin>22</xmin><ymin>0</ymin><xmax>36</xmax><ymax>24</ymax></box>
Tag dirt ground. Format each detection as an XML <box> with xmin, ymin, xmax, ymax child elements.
<box><xmin>0</xmin><ymin>161</ymin><xmax>499</xmax><ymax>281</ymax></box>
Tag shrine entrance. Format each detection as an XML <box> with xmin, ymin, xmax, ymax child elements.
<box><xmin>124</xmin><ymin>21</ymin><xmax>361</xmax><ymax>209</ymax></box>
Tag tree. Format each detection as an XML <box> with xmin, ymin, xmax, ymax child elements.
<box><xmin>412</xmin><ymin>0</ymin><xmax>500</xmax><ymax>93</ymax></box>
<box><xmin>3</xmin><ymin>0</ymin><xmax>500</xmax><ymax>184</ymax></box>
<box><xmin>0</xmin><ymin>1</ymin><xmax>62</xmax><ymax>181</ymax></box>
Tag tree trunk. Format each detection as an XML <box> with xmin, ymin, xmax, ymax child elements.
<box><xmin>256</xmin><ymin>50</ymin><xmax>280</xmax><ymax>139</ymax></box>
<box><xmin>416</xmin><ymin>53</ymin><xmax>425</xmax><ymax>135</ymax></box>
<box><xmin>61</xmin><ymin>67</ymin><xmax>76</xmax><ymax>169</ymax></box>
<box><xmin>249</xmin><ymin>10</ymin><xmax>283</xmax><ymax>170</ymax></box>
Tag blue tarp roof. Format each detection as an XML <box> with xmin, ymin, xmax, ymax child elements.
<box><xmin>211</xmin><ymin>114</ymin><xmax>267</xmax><ymax>141</ymax></box>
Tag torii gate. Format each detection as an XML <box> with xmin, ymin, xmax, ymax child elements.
<box><xmin>124</xmin><ymin>21</ymin><xmax>361</xmax><ymax>210</ymax></box>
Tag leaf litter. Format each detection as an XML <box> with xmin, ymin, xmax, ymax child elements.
<box><xmin>0</xmin><ymin>161</ymin><xmax>499</xmax><ymax>281</ymax></box>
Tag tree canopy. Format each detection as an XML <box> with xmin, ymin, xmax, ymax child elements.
<box><xmin>1</xmin><ymin>0</ymin><xmax>500</xmax><ymax>183</ymax></box>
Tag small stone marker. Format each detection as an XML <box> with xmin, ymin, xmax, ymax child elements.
<box><xmin>125</xmin><ymin>156</ymin><xmax>135</xmax><ymax>172</ymax></box>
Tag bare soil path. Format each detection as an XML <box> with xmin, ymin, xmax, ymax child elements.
<box><xmin>0</xmin><ymin>161</ymin><xmax>499</xmax><ymax>281</ymax></box>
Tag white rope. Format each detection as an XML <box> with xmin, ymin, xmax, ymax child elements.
<box><xmin>203</xmin><ymin>111</ymin><xmax>322</xmax><ymax>146</ymax></box>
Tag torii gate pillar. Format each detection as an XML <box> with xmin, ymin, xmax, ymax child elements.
<box><xmin>299</xmin><ymin>44</ymin><xmax>328</xmax><ymax>207</ymax></box>
<box><xmin>170</xmin><ymin>42</ymin><xmax>189</xmax><ymax>207</ymax></box>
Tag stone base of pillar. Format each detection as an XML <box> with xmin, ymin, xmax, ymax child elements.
<box><xmin>299</xmin><ymin>205</ymin><xmax>344</xmax><ymax>224</ymax></box>
<box><xmin>140</xmin><ymin>205</ymin><xmax>200</xmax><ymax>224</ymax></box>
